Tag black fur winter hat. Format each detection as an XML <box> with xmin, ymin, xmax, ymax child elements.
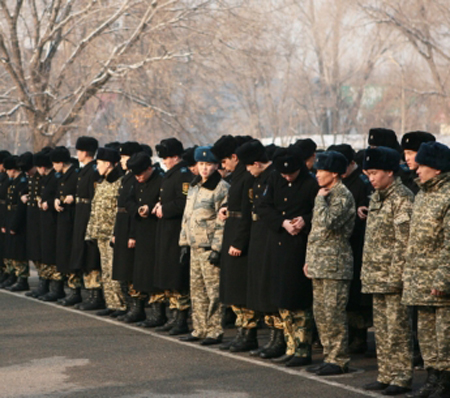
<box><xmin>0</xmin><ymin>150</ymin><xmax>11</xmax><ymax>164</ymax></box>
<box><xmin>235</xmin><ymin>140</ymin><xmax>268</xmax><ymax>165</ymax></box>
<box><xmin>50</xmin><ymin>146</ymin><xmax>71</xmax><ymax>163</ymax></box>
<box><xmin>294</xmin><ymin>138</ymin><xmax>317</xmax><ymax>160</ymax></box>
<box><xmin>33</xmin><ymin>151</ymin><xmax>53</xmax><ymax>168</ymax></box>
<box><xmin>401</xmin><ymin>131</ymin><xmax>436</xmax><ymax>152</ymax></box>
<box><xmin>327</xmin><ymin>144</ymin><xmax>355</xmax><ymax>164</ymax></box>
<box><xmin>18</xmin><ymin>152</ymin><xmax>34</xmax><ymax>172</ymax></box>
<box><xmin>127</xmin><ymin>152</ymin><xmax>152</xmax><ymax>175</ymax></box>
<box><xmin>120</xmin><ymin>141</ymin><xmax>143</xmax><ymax>157</ymax></box>
<box><xmin>182</xmin><ymin>146</ymin><xmax>198</xmax><ymax>167</ymax></box>
<box><xmin>3</xmin><ymin>155</ymin><xmax>20</xmax><ymax>170</ymax></box>
<box><xmin>96</xmin><ymin>147</ymin><xmax>120</xmax><ymax>164</ymax></box>
<box><xmin>415</xmin><ymin>142</ymin><xmax>450</xmax><ymax>172</ymax></box>
<box><xmin>156</xmin><ymin>138</ymin><xmax>184</xmax><ymax>159</ymax></box>
<box><xmin>211</xmin><ymin>135</ymin><xmax>238</xmax><ymax>160</ymax></box>
<box><xmin>363</xmin><ymin>146</ymin><xmax>400</xmax><ymax>172</ymax></box>
<box><xmin>315</xmin><ymin>151</ymin><xmax>348</xmax><ymax>175</ymax></box>
<box><xmin>368</xmin><ymin>128</ymin><xmax>401</xmax><ymax>152</ymax></box>
<box><xmin>273</xmin><ymin>144</ymin><xmax>305</xmax><ymax>173</ymax></box>
<box><xmin>76</xmin><ymin>136</ymin><xmax>98</xmax><ymax>153</ymax></box>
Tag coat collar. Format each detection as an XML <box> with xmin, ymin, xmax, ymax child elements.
<box><xmin>417</xmin><ymin>171</ymin><xmax>450</xmax><ymax>193</ymax></box>
<box><xmin>192</xmin><ymin>170</ymin><xmax>222</xmax><ymax>191</ymax></box>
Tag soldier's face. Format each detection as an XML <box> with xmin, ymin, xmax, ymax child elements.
<box><xmin>135</xmin><ymin>167</ymin><xmax>153</xmax><ymax>183</ymax></box>
<box><xmin>221</xmin><ymin>155</ymin><xmax>238</xmax><ymax>173</ymax></box>
<box><xmin>316</xmin><ymin>169</ymin><xmax>338</xmax><ymax>188</ymax></box>
<box><xmin>404</xmin><ymin>150</ymin><xmax>419</xmax><ymax>171</ymax></box>
<box><xmin>120</xmin><ymin>155</ymin><xmax>130</xmax><ymax>171</ymax></box>
<box><xmin>198</xmin><ymin>162</ymin><xmax>218</xmax><ymax>181</ymax></box>
<box><xmin>37</xmin><ymin>166</ymin><xmax>47</xmax><ymax>176</ymax></box>
<box><xmin>246</xmin><ymin>162</ymin><xmax>263</xmax><ymax>177</ymax></box>
<box><xmin>281</xmin><ymin>170</ymin><xmax>300</xmax><ymax>182</ymax></box>
<box><xmin>305</xmin><ymin>154</ymin><xmax>316</xmax><ymax>171</ymax></box>
<box><xmin>77</xmin><ymin>150</ymin><xmax>88</xmax><ymax>164</ymax></box>
<box><xmin>97</xmin><ymin>159</ymin><xmax>111</xmax><ymax>176</ymax></box>
<box><xmin>417</xmin><ymin>165</ymin><xmax>441</xmax><ymax>183</ymax></box>
<box><xmin>53</xmin><ymin>162</ymin><xmax>63</xmax><ymax>173</ymax></box>
<box><xmin>162</xmin><ymin>156</ymin><xmax>180</xmax><ymax>170</ymax></box>
<box><xmin>188</xmin><ymin>164</ymin><xmax>199</xmax><ymax>175</ymax></box>
<box><xmin>366</xmin><ymin>169</ymin><xmax>394</xmax><ymax>190</ymax></box>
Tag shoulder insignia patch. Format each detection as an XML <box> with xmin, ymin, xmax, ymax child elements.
<box><xmin>182</xmin><ymin>182</ymin><xmax>189</xmax><ymax>195</ymax></box>
<box><xmin>180</xmin><ymin>167</ymin><xmax>188</xmax><ymax>173</ymax></box>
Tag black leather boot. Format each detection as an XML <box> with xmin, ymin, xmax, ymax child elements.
<box><xmin>0</xmin><ymin>274</ymin><xmax>17</xmax><ymax>288</ymax></box>
<box><xmin>0</xmin><ymin>272</ymin><xmax>9</xmax><ymax>285</ymax></box>
<box><xmin>429</xmin><ymin>370</ymin><xmax>450</xmax><ymax>398</ymax></box>
<box><xmin>169</xmin><ymin>310</ymin><xmax>190</xmax><ymax>335</ymax></box>
<box><xmin>250</xmin><ymin>328</ymin><xmax>276</xmax><ymax>356</ymax></box>
<box><xmin>230</xmin><ymin>328</ymin><xmax>258</xmax><ymax>352</ymax></box>
<box><xmin>259</xmin><ymin>329</ymin><xmax>286</xmax><ymax>359</ymax></box>
<box><xmin>77</xmin><ymin>289</ymin><xmax>105</xmax><ymax>311</ymax></box>
<box><xmin>220</xmin><ymin>328</ymin><xmax>244</xmax><ymax>351</ymax></box>
<box><xmin>39</xmin><ymin>280</ymin><xmax>66</xmax><ymax>301</ymax></box>
<box><xmin>136</xmin><ymin>302</ymin><xmax>167</xmax><ymax>328</ymax></box>
<box><xmin>6</xmin><ymin>277</ymin><xmax>29</xmax><ymax>292</ymax></box>
<box><xmin>406</xmin><ymin>368</ymin><xmax>440</xmax><ymax>398</ymax></box>
<box><xmin>155</xmin><ymin>310</ymin><xmax>177</xmax><ymax>332</ymax></box>
<box><xmin>57</xmin><ymin>288</ymin><xmax>82</xmax><ymax>306</ymax></box>
<box><xmin>119</xmin><ymin>298</ymin><xmax>146</xmax><ymax>323</ymax></box>
<box><xmin>26</xmin><ymin>278</ymin><xmax>49</xmax><ymax>298</ymax></box>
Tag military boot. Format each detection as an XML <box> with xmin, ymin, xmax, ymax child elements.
<box><xmin>0</xmin><ymin>272</ymin><xmax>11</xmax><ymax>285</ymax></box>
<box><xmin>0</xmin><ymin>274</ymin><xmax>16</xmax><ymax>289</ymax></box>
<box><xmin>406</xmin><ymin>368</ymin><xmax>440</xmax><ymax>398</ymax></box>
<box><xmin>220</xmin><ymin>328</ymin><xmax>244</xmax><ymax>351</ymax></box>
<box><xmin>169</xmin><ymin>310</ymin><xmax>190</xmax><ymax>336</ymax></box>
<box><xmin>230</xmin><ymin>328</ymin><xmax>258</xmax><ymax>352</ymax></box>
<box><xmin>26</xmin><ymin>278</ymin><xmax>49</xmax><ymax>298</ymax></box>
<box><xmin>259</xmin><ymin>329</ymin><xmax>286</xmax><ymax>359</ymax></box>
<box><xmin>136</xmin><ymin>302</ymin><xmax>167</xmax><ymax>328</ymax></box>
<box><xmin>119</xmin><ymin>298</ymin><xmax>146</xmax><ymax>323</ymax></box>
<box><xmin>155</xmin><ymin>310</ymin><xmax>177</xmax><ymax>332</ymax></box>
<box><xmin>250</xmin><ymin>328</ymin><xmax>277</xmax><ymax>356</ymax></box>
<box><xmin>6</xmin><ymin>277</ymin><xmax>29</xmax><ymax>292</ymax></box>
<box><xmin>57</xmin><ymin>288</ymin><xmax>82</xmax><ymax>306</ymax></box>
<box><xmin>429</xmin><ymin>370</ymin><xmax>450</xmax><ymax>398</ymax></box>
<box><xmin>77</xmin><ymin>289</ymin><xmax>105</xmax><ymax>311</ymax></box>
<box><xmin>40</xmin><ymin>280</ymin><xmax>66</xmax><ymax>301</ymax></box>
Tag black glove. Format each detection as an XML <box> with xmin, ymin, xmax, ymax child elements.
<box><xmin>208</xmin><ymin>250</ymin><xmax>221</xmax><ymax>266</ymax></box>
<box><xmin>179</xmin><ymin>246</ymin><xmax>190</xmax><ymax>266</ymax></box>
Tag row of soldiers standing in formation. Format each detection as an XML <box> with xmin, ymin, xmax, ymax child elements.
<box><xmin>0</xmin><ymin>128</ymin><xmax>449</xmax><ymax>397</ymax></box>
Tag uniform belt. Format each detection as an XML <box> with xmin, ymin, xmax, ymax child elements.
<box><xmin>227</xmin><ymin>210</ymin><xmax>242</xmax><ymax>218</ymax></box>
<box><xmin>0</xmin><ymin>199</ymin><xmax>5</xmax><ymax>205</ymax></box>
<box><xmin>7</xmin><ymin>204</ymin><xmax>17</xmax><ymax>211</ymax></box>
<box><xmin>252</xmin><ymin>213</ymin><xmax>260</xmax><ymax>222</ymax></box>
<box><xmin>117</xmin><ymin>207</ymin><xmax>127</xmax><ymax>213</ymax></box>
<box><xmin>76</xmin><ymin>198</ymin><xmax>91</xmax><ymax>204</ymax></box>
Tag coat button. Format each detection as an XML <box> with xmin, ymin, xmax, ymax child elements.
<box><xmin>284</xmin><ymin>198</ymin><xmax>287</xmax><ymax>201</ymax></box>
<box><xmin>279</xmin><ymin>242</ymin><xmax>281</xmax><ymax>246</ymax></box>
<box><xmin>282</xmin><ymin>211</ymin><xmax>286</xmax><ymax>215</ymax></box>
<box><xmin>288</xmin><ymin>183</ymin><xmax>292</xmax><ymax>187</ymax></box>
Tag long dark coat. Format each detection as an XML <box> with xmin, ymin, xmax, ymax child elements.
<box><xmin>342</xmin><ymin>166</ymin><xmax>373</xmax><ymax>310</ymax></box>
<box><xmin>0</xmin><ymin>172</ymin><xmax>10</xmax><ymax>263</ymax></box>
<box><xmin>153</xmin><ymin>161</ymin><xmax>193</xmax><ymax>292</ymax></box>
<box><xmin>69</xmin><ymin>160</ymin><xmax>99</xmax><ymax>271</ymax></box>
<box><xmin>246</xmin><ymin>164</ymin><xmax>277</xmax><ymax>313</ymax></box>
<box><xmin>112</xmin><ymin>172</ymin><xmax>137</xmax><ymax>281</ymax></box>
<box><xmin>259</xmin><ymin>168</ymin><xmax>318</xmax><ymax>311</ymax></box>
<box><xmin>39</xmin><ymin>170</ymin><xmax>58</xmax><ymax>266</ymax></box>
<box><xmin>130</xmin><ymin>170</ymin><xmax>163</xmax><ymax>293</ymax></box>
<box><xmin>26</xmin><ymin>173</ymin><xmax>41</xmax><ymax>262</ymax></box>
<box><xmin>55</xmin><ymin>166</ymin><xmax>78</xmax><ymax>273</ymax></box>
<box><xmin>219</xmin><ymin>162</ymin><xmax>255</xmax><ymax>307</ymax></box>
<box><xmin>4</xmin><ymin>173</ymin><xmax>28</xmax><ymax>262</ymax></box>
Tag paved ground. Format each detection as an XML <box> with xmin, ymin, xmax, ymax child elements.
<box><xmin>0</xmin><ymin>276</ymin><xmax>426</xmax><ymax>398</ymax></box>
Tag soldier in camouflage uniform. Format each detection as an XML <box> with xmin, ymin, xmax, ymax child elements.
<box><xmin>305</xmin><ymin>151</ymin><xmax>355</xmax><ymax>376</ymax></box>
<box><xmin>360</xmin><ymin>147</ymin><xmax>414</xmax><ymax>396</ymax></box>
<box><xmin>403</xmin><ymin>142</ymin><xmax>450</xmax><ymax>398</ymax></box>
<box><xmin>179</xmin><ymin>146</ymin><xmax>229</xmax><ymax>345</ymax></box>
<box><xmin>85</xmin><ymin>148</ymin><xmax>126</xmax><ymax>316</ymax></box>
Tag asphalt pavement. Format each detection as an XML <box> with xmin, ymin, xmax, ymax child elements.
<box><xmin>0</xmin><ymin>276</ymin><xmax>426</xmax><ymax>398</ymax></box>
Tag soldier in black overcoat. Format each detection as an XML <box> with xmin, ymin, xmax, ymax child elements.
<box><xmin>258</xmin><ymin>145</ymin><xmax>319</xmax><ymax>365</ymax></box>
<box><xmin>40</xmin><ymin>146</ymin><xmax>78</xmax><ymax>301</ymax></box>
<box><xmin>152</xmin><ymin>138</ymin><xmax>193</xmax><ymax>335</ymax></box>
<box><xmin>0</xmin><ymin>150</ymin><xmax>11</xmax><ymax>284</ymax></box>
<box><xmin>211</xmin><ymin>135</ymin><xmax>258</xmax><ymax>352</ymax></box>
<box><xmin>1</xmin><ymin>156</ymin><xmax>29</xmax><ymax>291</ymax></box>
<box><xmin>125</xmin><ymin>152</ymin><xmax>164</xmax><ymax>328</ymax></box>
<box><xmin>64</xmin><ymin>137</ymin><xmax>101</xmax><ymax>308</ymax></box>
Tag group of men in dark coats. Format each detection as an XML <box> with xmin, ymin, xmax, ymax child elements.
<box><xmin>1</xmin><ymin>128</ymin><xmax>448</xmax><ymax>397</ymax></box>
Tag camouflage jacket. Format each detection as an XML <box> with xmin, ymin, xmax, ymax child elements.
<box><xmin>306</xmin><ymin>180</ymin><xmax>355</xmax><ymax>280</ymax></box>
<box><xmin>85</xmin><ymin>167</ymin><xmax>122</xmax><ymax>241</ymax></box>
<box><xmin>361</xmin><ymin>177</ymin><xmax>414</xmax><ymax>294</ymax></box>
<box><xmin>179</xmin><ymin>171</ymin><xmax>229</xmax><ymax>252</ymax></box>
<box><xmin>403</xmin><ymin>172</ymin><xmax>450</xmax><ymax>306</ymax></box>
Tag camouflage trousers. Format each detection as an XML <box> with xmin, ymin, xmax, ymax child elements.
<box><xmin>373</xmin><ymin>293</ymin><xmax>413</xmax><ymax>387</ymax></box>
<box><xmin>190</xmin><ymin>248</ymin><xmax>224</xmax><ymax>339</ymax></box>
<box><xmin>67</xmin><ymin>273</ymin><xmax>82</xmax><ymax>289</ymax></box>
<box><xmin>313</xmin><ymin>279</ymin><xmax>350</xmax><ymax>368</ymax></box>
<box><xmin>129</xmin><ymin>283</ymin><xmax>148</xmax><ymax>300</ymax></box>
<box><xmin>232</xmin><ymin>305</ymin><xmax>259</xmax><ymax>329</ymax></box>
<box><xmin>279</xmin><ymin>308</ymin><xmax>313</xmax><ymax>357</ymax></box>
<box><xmin>150</xmin><ymin>290</ymin><xmax>190</xmax><ymax>311</ymax></box>
<box><xmin>83</xmin><ymin>270</ymin><xmax>101</xmax><ymax>289</ymax></box>
<box><xmin>418</xmin><ymin>306</ymin><xmax>450</xmax><ymax>372</ymax></box>
<box><xmin>4</xmin><ymin>259</ymin><xmax>29</xmax><ymax>278</ymax></box>
<box><xmin>264</xmin><ymin>313</ymin><xmax>284</xmax><ymax>330</ymax></box>
<box><xmin>348</xmin><ymin>309</ymin><xmax>373</xmax><ymax>330</ymax></box>
<box><xmin>35</xmin><ymin>262</ymin><xmax>63</xmax><ymax>281</ymax></box>
<box><xmin>98</xmin><ymin>239</ymin><xmax>126</xmax><ymax>311</ymax></box>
